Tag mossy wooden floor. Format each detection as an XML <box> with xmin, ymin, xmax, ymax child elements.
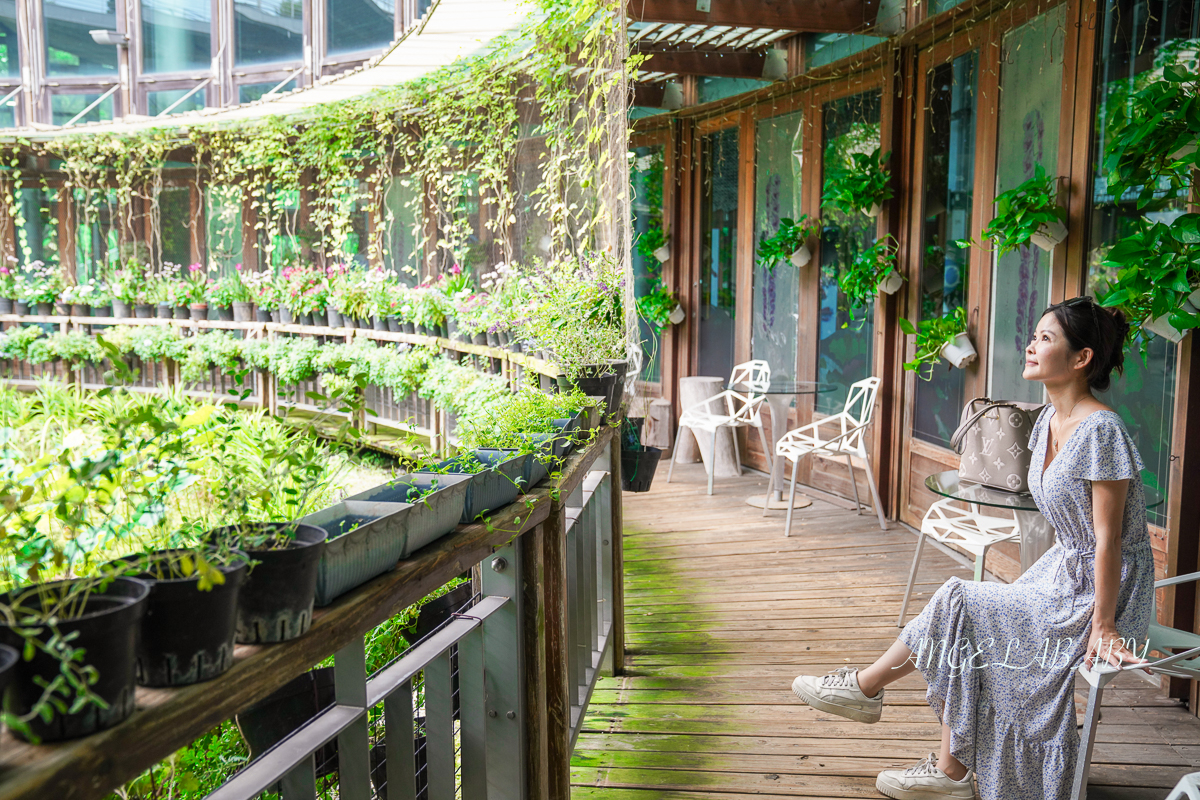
<box><xmin>572</xmin><ymin>462</ymin><xmax>1200</xmax><ymax>799</ymax></box>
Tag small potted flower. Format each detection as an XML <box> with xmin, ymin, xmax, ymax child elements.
<box><xmin>0</xmin><ymin>258</ymin><xmax>18</xmax><ymax>314</ymax></box>
<box><xmin>899</xmin><ymin>306</ymin><xmax>975</xmax><ymax>378</ymax></box>
<box><xmin>240</xmin><ymin>267</ymin><xmax>279</xmax><ymax>323</ymax></box>
<box><xmin>822</xmin><ymin>147</ymin><xmax>894</xmax><ymax>217</ymax></box>
<box><xmin>757</xmin><ymin>215</ymin><xmax>821</xmax><ymax>270</ymax></box>
<box><xmin>21</xmin><ymin>260</ymin><xmax>65</xmax><ymax>317</ymax></box>
<box><xmin>110</xmin><ymin>265</ymin><xmax>143</xmax><ymax>318</ymax></box>
<box><xmin>207</xmin><ymin>272</ymin><xmax>246</xmax><ymax>322</ymax></box>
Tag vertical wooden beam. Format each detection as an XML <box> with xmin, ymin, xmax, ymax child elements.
<box><xmin>608</xmin><ymin>433</ymin><xmax>626</xmax><ymax>674</ymax></box>
<box><xmin>542</xmin><ymin>503</ymin><xmax>570</xmax><ymax>800</ymax></box>
<box><xmin>241</xmin><ymin>193</ymin><xmax>259</xmax><ymax>273</ymax></box>
<box><xmin>734</xmin><ymin>108</ymin><xmax>756</xmax><ymax>368</ymax></box>
<box><xmin>521</xmin><ymin>521</ymin><xmax>550</xmax><ymax>800</ymax></box>
<box><xmin>1060</xmin><ymin>0</ymin><xmax>1099</xmax><ymax>300</ymax></box>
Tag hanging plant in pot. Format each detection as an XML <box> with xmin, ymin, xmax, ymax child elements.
<box><xmin>899</xmin><ymin>306</ymin><xmax>976</xmax><ymax>378</ymax></box>
<box><xmin>619</xmin><ymin>417</ymin><xmax>662</xmax><ymax>493</ymax></box>
<box><xmin>636</xmin><ymin>279</ymin><xmax>683</xmax><ymax>332</ymax></box>
<box><xmin>1096</xmin><ymin>213</ymin><xmax>1200</xmax><ymax>345</ymax></box>
<box><xmin>959</xmin><ymin>165</ymin><xmax>1068</xmax><ymax>255</ymax></box>
<box><xmin>839</xmin><ymin>234</ymin><xmax>904</xmax><ymax>327</ymax></box>
<box><xmin>822</xmin><ymin>147</ymin><xmax>894</xmax><ymax>218</ymax></box>
<box><xmin>757</xmin><ymin>215</ymin><xmax>820</xmax><ymax>270</ymax></box>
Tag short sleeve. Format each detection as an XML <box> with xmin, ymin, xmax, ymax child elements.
<box><xmin>1068</xmin><ymin>412</ymin><xmax>1145</xmax><ymax>482</ymax></box>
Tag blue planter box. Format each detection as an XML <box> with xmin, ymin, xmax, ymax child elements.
<box><xmin>301</xmin><ymin>500</ymin><xmax>412</xmax><ymax>607</ymax></box>
<box><xmin>343</xmin><ymin>473</ymin><xmax>472</xmax><ymax>555</ymax></box>
<box><xmin>418</xmin><ymin>451</ymin><xmax>530</xmax><ymax>524</ymax></box>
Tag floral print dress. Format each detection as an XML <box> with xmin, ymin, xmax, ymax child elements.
<box><xmin>899</xmin><ymin>408</ymin><xmax>1155</xmax><ymax>799</ymax></box>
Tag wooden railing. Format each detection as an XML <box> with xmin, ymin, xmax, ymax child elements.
<box><xmin>0</xmin><ymin>315</ymin><xmax>622</xmax><ymax>800</ymax></box>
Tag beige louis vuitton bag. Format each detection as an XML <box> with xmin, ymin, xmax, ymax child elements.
<box><xmin>949</xmin><ymin>398</ymin><xmax>1044</xmax><ymax>493</ymax></box>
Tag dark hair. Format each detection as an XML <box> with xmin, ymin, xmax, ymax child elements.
<box><xmin>1042</xmin><ymin>296</ymin><xmax>1129</xmax><ymax>392</ymax></box>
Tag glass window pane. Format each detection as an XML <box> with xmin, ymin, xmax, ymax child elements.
<box><xmin>74</xmin><ymin>188</ymin><xmax>120</xmax><ymax>282</ymax></box>
<box><xmin>631</xmin><ymin>144</ymin><xmax>666</xmax><ymax>383</ymax></box>
<box><xmin>159</xmin><ymin>186</ymin><xmax>192</xmax><ymax>268</ymax></box>
<box><xmin>697</xmin><ymin>77</ymin><xmax>769</xmax><ymax>105</ymax></box>
<box><xmin>17</xmin><ymin>188</ymin><xmax>59</xmax><ymax>270</ymax></box>
<box><xmin>44</xmin><ymin>0</ymin><xmax>118</xmax><ymax>76</ymax></box>
<box><xmin>147</xmin><ymin>88</ymin><xmax>207</xmax><ymax>116</ymax></box>
<box><xmin>235</xmin><ymin>0</ymin><xmax>304</xmax><ymax>65</ymax></box>
<box><xmin>699</xmin><ymin>126</ymin><xmax>739</xmax><ymax>381</ymax></box>
<box><xmin>988</xmin><ymin>7</ymin><xmax>1064</xmax><ymax>405</ymax></box>
<box><xmin>1086</xmin><ymin>0</ymin><xmax>1198</xmax><ymax>523</ymax></box>
<box><xmin>51</xmin><ymin>93</ymin><xmax>115</xmax><ymax>126</ymax></box>
<box><xmin>0</xmin><ymin>101</ymin><xmax>15</xmax><ymax>129</ymax></box>
<box><xmin>206</xmin><ymin>186</ymin><xmax>244</xmax><ymax>272</ymax></box>
<box><xmin>142</xmin><ymin>0</ymin><xmax>212</xmax><ymax>74</ymax></box>
<box><xmin>818</xmin><ymin>91</ymin><xmax>880</xmax><ymax>414</ymax></box>
<box><xmin>328</xmin><ymin>0</ymin><xmax>395</xmax><ymax>55</ymax></box>
<box><xmin>258</xmin><ymin>187</ymin><xmax>300</xmax><ymax>270</ymax></box>
<box><xmin>805</xmin><ymin>33</ymin><xmax>883</xmax><ymax>70</ymax></box>
<box><xmin>0</xmin><ymin>8</ymin><xmax>19</xmax><ymax>76</ymax></box>
<box><xmin>914</xmin><ymin>51</ymin><xmax>978</xmax><ymax>448</ymax></box>
<box><xmin>383</xmin><ymin>176</ymin><xmax>421</xmax><ymax>284</ymax></box>
<box><xmin>238</xmin><ymin>80</ymin><xmax>297</xmax><ymax>103</ymax></box>
<box><xmin>753</xmin><ymin>110</ymin><xmax>802</xmax><ymax>381</ymax></box>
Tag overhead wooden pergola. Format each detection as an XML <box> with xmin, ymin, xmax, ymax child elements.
<box><xmin>627</xmin><ymin>0</ymin><xmax>881</xmax><ymax>33</ymax></box>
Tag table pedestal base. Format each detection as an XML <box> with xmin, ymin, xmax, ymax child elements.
<box><xmin>746</xmin><ymin>492</ymin><xmax>813</xmax><ymax>511</ymax></box>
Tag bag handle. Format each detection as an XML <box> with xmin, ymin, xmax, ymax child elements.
<box><xmin>949</xmin><ymin>400</ymin><xmax>1022</xmax><ymax>453</ymax></box>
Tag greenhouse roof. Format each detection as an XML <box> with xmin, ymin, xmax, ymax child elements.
<box><xmin>11</xmin><ymin>0</ymin><xmax>526</xmax><ymax>141</ymax></box>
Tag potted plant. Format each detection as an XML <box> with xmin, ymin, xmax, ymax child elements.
<box><xmin>208</xmin><ymin>272</ymin><xmax>245</xmax><ymax>322</ymax></box>
<box><xmin>636</xmin><ymin>280</ymin><xmax>682</xmax><ymax>331</ymax></box>
<box><xmin>959</xmin><ymin>165</ymin><xmax>1068</xmax><ymax>256</ymax></box>
<box><xmin>241</xmin><ymin>267</ymin><xmax>279</xmax><ymax>323</ymax></box>
<box><xmin>0</xmin><ymin>259</ymin><xmax>19</xmax><ymax>314</ymax></box>
<box><xmin>1097</xmin><ymin>214</ymin><xmax>1200</xmax><ymax>344</ymax></box>
<box><xmin>111</xmin><ymin>264</ymin><xmax>143</xmax><ymax>318</ymax></box>
<box><xmin>619</xmin><ymin>417</ymin><xmax>662</xmax><ymax>493</ymax></box>
<box><xmin>21</xmin><ymin>260</ymin><xmax>65</xmax><ymax>317</ymax></box>
<box><xmin>822</xmin><ymin>147</ymin><xmax>894</xmax><ymax>217</ymax></box>
<box><xmin>899</xmin><ymin>306</ymin><xmax>975</xmax><ymax>377</ymax></box>
<box><xmin>757</xmin><ymin>215</ymin><xmax>820</xmax><ymax>270</ymax></box>
<box><xmin>840</xmin><ymin>234</ymin><xmax>904</xmax><ymax>324</ymax></box>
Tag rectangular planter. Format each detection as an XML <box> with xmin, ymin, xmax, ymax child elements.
<box><xmin>419</xmin><ymin>452</ymin><xmax>530</xmax><ymax>523</ymax></box>
<box><xmin>301</xmin><ymin>500</ymin><xmax>412</xmax><ymax>607</ymax></box>
<box><xmin>476</xmin><ymin>448</ymin><xmax>549</xmax><ymax>490</ymax></box>
<box><xmin>342</xmin><ymin>473</ymin><xmax>472</xmax><ymax>557</ymax></box>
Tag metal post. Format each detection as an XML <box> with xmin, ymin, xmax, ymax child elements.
<box><xmin>425</xmin><ymin>650</ymin><xmax>455</xmax><ymax>800</ymax></box>
<box><xmin>334</xmin><ymin>637</ymin><xmax>371</xmax><ymax>800</ymax></box>
<box><xmin>280</xmin><ymin>756</ymin><xmax>318</xmax><ymax>800</ymax></box>
<box><xmin>482</xmin><ymin>541</ymin><xmax>526</xmax><ymax>800</ymax></box>
<box><xmin>384</xmin><ymin>681</ymin><xmax>417</xmax><ymax>800</ymax></box>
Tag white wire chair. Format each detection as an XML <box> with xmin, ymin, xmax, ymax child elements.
<box><xmin>770</xmin><ymin>377</ymin><xmax>886</xmax><ymax>536</ymax></box>
<box><xmin>666</xmin><ymin>360</ymin><xmax>772</xmax><ymax>496</ymax></box>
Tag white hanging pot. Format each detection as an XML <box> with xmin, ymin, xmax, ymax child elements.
<box><xmin>789</xmin><ymin>244</ymin><xmax>812</xmax><ymax>268</ymax></box>
<box><xmin>1029</xmin><ymin>218</ymin><xmax>1068</xmax><ymax>252</ymax></box>
<box><xmin>1188</xmin><ymin>287</ymin><xmax>1200</xmax><ymax>310</ymax></box>
<box><xmin>1144</xmin><ymin>313</ymin><xmax>1189</xmax><ymax>344</ymax></box>
<box><xmin>653</xmin><ymin>243</ymin><xmax>671</xmax><ymax>263</ymax></box>
<box><xmin>864</xmin><ymin>202</ymin><xmax>882</xmax><ymax>218</ymax></box>
<box><xmin>1172</xmin><ymin>140</ymin><xmax>1197</xmax><ymax>161</ymax></box>
<box><xmin>940</xmin><ymin>332</ymin><xmax>978</xmax><ymax>369</ymax></box>
<box><xmin>878</xmin><ymin>270</ymin><xmax>904</xmax><ymax>295</ymax></box>
<box><xmin>667</xmin><ymin>303</ymin><xmax>686</xmax><ymax>325</ymax></box>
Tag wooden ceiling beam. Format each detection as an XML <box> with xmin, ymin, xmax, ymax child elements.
<box><xmin>636</xmin><ymin>47</ymin><xmax>771</xmax><ymax>79</ymax></box>
<box><xmin>627</xmin><ymin>0</ymin><xmax>880</xmax><ymax>33</ymax></box>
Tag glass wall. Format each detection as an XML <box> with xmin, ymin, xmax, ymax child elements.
<box><xmin>383</xmin><ymin>175</ymin><xmax>422</xmax><ymax>284</ymax></box>
<box><xmin>0</xmin><ymin>8</ymin><xmax>18</xmax><ymax>76</ymax></box>
<box><xmin>159</xmin><ymin>186</ymin><xmax>192</xmax><ymax>267</ymax></box>
<box><xmin>142</xmin><ymin>0</ymin><xmax>212</xmax><ymax>74</ymax></box>
<box><xmin>630</xmin><ymin>144</ymin><xmax>666</xmax><ymax>383</ymax></box>
<box><xmin>44</xmin><ymin>0</ymin><xmax>118</xmax><ymax>76</ymax></box>
<box><xmin>16</xmin><ymin>188</ymin><xmax>58</xmax><ymax>269</ymax></box>
<box><xmin>698</xmin><ymin>78</ymin><xmax>770</xmax><ymax>104</ymax></box>
<box><xmin>238</xmin><ymin>80</ymin><xmax>297</xmax><ymax>103</ymax></box>
<box><xmin>74</xmin><ymin>188</ymin><xmax>119</xmax><ymax>281</ymax></box>
<box><xmin>51</xmin><ymin>93</ymin><xmax>115</xmax><ymax>126</ymax></box>
<box><xmin>818</xmin><ymin>91</ymin><xmax>880</xmax><ymax>414</ymax></box>
<box><xmin>328</xmin><ymin>0</ymin><xmax>395</xmax><ymax>54</ymax></box>
<box><xmin>698</xmin><ymin>126</ymin><xmax>739</xmax><ymax>381</ymax></box>
<box><xmin>206</xmin><ymin>187</ymin><xmax>244</xmax><ymax>272</ymax></box>
<box><xmin>258</xmin><ymin>187</ymin><xmax>301</xmax><ymax>270</ymax></box>
<box><xmin>147</xmin><ymin>89</ymin><xmax>207</xmax><ymax>116</ymax></box>
<box><xmin>753</xmin><ymin>110</ymin><xmax>802</xmax><ymax>381</ymax></box>
<box><xmin>1086</xmin><ymin>0</ymin><xmax>1198</xmax><ymax>523</ymax></box>
<box><xmin>988</xmin><ymin>7</ymin><xmax>1065</xmax><ymax>404</ymax></box>
<box><xmin>914</xmin><ymin>51</ymin><xmax>978</xmax><ymax>447</ymax></box>
<box><xmin>235</xmin><ymin>0</ymin><xmax>304</xmax><ymax>65</ymax></box>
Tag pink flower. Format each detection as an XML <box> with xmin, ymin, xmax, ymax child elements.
<box><xmin>450</xmin><ymin>264</ymin><xmax>462</xmax><ymax>275</ymax></box>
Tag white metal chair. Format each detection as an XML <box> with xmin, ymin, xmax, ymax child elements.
<box><xmin>895</xmin><ymin>499</ymin><xmax>1021</xmax><ymax>626</ymax></box>
<box><xmin>666</xmin><ymin>360</ymin><xmax>772</xmax><ymax>496</ymax></box>
<box><xmin>770</xmin><ymin>377</ymin><xmax>886</xmax><ymax>536</ymax></box>
<box><xmin>1168</xmin><ymin>773</ymin><xmax>1200</xmax><ymax>800</ymax></box>
<box><xmin>1072</xmin><ymin>570</ymin><xmax>1200</xmax><ymax>800</ymax></box>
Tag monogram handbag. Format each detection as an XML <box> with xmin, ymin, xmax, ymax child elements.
<box><xmin>949</xmin><ymin>398</ymin><xmax>1045</xmax><ymax>493</ymax></box>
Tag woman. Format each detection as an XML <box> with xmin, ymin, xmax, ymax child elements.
<box><xmin>791</xmin><ymin>297</ymin><xmax>1154</xmax><ymax>800</ymax></box>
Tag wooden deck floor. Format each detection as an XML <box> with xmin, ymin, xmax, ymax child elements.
<box><xmin>572</xmin><ymin>463</ymin><xmax>1200</xmax><ymax>799</ymax></box>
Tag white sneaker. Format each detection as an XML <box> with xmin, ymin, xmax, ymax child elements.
<box><xmin>876</xmin><ymin>753</ymin><xmax>976</xmax><ymax>800</ymax></box>
<box><xmin>790</xmin><ymin>666</ymin><xmax>883</xmax><ymax>723</ymax></box>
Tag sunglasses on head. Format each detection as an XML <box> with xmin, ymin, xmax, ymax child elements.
<box><xmin>1062</xmin><ymin>295</ymin><xmax>1100</xmax><ymax>329</ymax></box>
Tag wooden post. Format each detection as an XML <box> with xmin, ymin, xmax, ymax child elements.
<box><xmin>608</xmin><ymin>429</ymin><xmax>625</xmax><ymax>675</ymax></box>
<box><xmin>520</xmin><ymin>521</ymin><xmax>550</xmax><ymax>800</ymax></box>
<box><xmin>542</xmin><ymin>501</ymin><xmax>570</xmax><ymax>800</ymax></box>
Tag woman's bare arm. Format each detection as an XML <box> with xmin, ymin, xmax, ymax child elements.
<box><xmin>1088</xmin><ymin>478</ymin><xmax>1144</xmax><ymax>667</ymax></box>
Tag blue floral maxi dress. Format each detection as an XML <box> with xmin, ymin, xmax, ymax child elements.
<box><xmin>898</xmin><ymin>408</ymin><xmax>1156</xmax><ymax>799</ymax></box>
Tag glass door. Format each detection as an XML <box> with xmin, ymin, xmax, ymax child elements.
<box><xmin>698</xmin><ymin>126</ymin><xmax>739</xmax><ymax>380</ymax></box>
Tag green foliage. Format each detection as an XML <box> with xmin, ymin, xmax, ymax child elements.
<box><xmin>959</xmin><ymin>165</ymin><xmax>1066</xmax><ymax>256</ymax></box>
<box><xmin>635</xmin><ymin>279</ymin><xmax>678</xmax><ymax>331</ymax></box>
<box><xmin>821</xmin><ymin>148</ymin><xmax>894</xmax><ymax>216</ymax></box>
<box><xmin>756</xmin><ymin>215</ymin><xmax>819</xmax><ymax>272</ymax></box>
<box><xmin>206</xmin><ymin>272</ymin><xmax>250</xmax><ymax>308</ymax></box>
<box><xmin>839</xmin><ymin>234</ymin><xmax>900</xmax><ymax>322</ymax></box>
<box><xmin>898</xmin><ymin>306</ymin><xmax>968</xmax><ymax>380</ymax></box>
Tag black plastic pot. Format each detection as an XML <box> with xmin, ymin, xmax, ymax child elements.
<box><xmin>233</xmin><ymin>302</ymin><xmax>254</xmax><ymax>323</ymax></box>
<box><xmin>387</xmin><ymin>316</ymin><xmax>402</xmax><ymax>333</ymax></box>
<box><xmin>373</xmin><ymin>315</ymin><xmax>388</xmax><ymax>331</ymax></box>
<box><xmin>403</xmin><ymin>321</ymin><xmax>415</xmax><ymax>335</ymax></box>
<box><xmin>327</xmin><ymin>308</ymin><xmax>342</xmax><ymax>328</ymax></box>
<box><xmin>272</xmin><ymin>309</ymin><xmax>283</xmax><ymax>323</ymax></box>
<box><xmin>214</xmin><ymin>306</ymin><xmax>233</xmax><ymax>322</ymax></box>
<box><xmin>112</xmin><ymin>300</ymin><xmax>131</xmax><ymax>318</ymax></box>
<box><xmin>174</xmin><ymin>305</ymin><xmax>190</xmax><ymax>320</ymax></box>
<box><xmin>71</xmin><ymin>303</ymin><xmax>90</xmax><ymax>317</ymax></box>
<box><xmin>414</xmin><ymin>584</ymin><xmax>473</xmax><ymax>641</ymax></box>
<box><xmin>256</xmin><ymin>308</ymin><xmax>273</xmax><ymax>323</ymax></box>
<box><xmin>300</xmin><ymin>312</ymin><xmax>315</xmax><ymax>326</ymax></box>
<box><xmin>119</xmin><ymin>549</ymin><xmax>249</xmax><ymax>687</ymax></box>
<box><xmin>14</xmin><ymin>300</ymin><xmax>29</xmax><ymax>316</ymax></box>
<box><xmin>621</xmin><ymin>446</ymin><xmax>662</xmax><ymax>493</ymax></box>
<box><xmin>236</xmin><ymin>666</ymin><xmax>338</xmax><ymax>778</ymax></box>
<box><xmin>572</xmin><ymin>361</ymin><xmax>627</xmax><ymax>419</ymax></box>
<box><xmin>156</xmin><ymin>303</ymin><xmax>173</xmax><ymax>319</ymax></box>
<box><xmin>54</xmin><ymin>301</ymin><xmax>70</xmax><ymax>316</ymax></box>
<box><xmin>210</xmin><ymin>524</ymin><xmax>329</xmax><ymax>644</ymax></box>
<box><xmin>486</xmin><ymin>331</ymin><xmax>501</xmax><ymax>348</ymax></box>
<box><xmin>0</xmin><ymin>577</ymin><xmax>150</xmax><ymax>741</ymax></box>
<box><xmin>0</xmin><ymin>298</ymin><xmax>13</xmax><ymax>315</ymax></box>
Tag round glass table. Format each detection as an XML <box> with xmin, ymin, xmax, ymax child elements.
<box><xmin>727</xmin><ymin>380</ymin><xmax>840</xmax><ymax>510</ymax></box>
<box><xmin>925</xmin><ymin>470</ymin><xmax>1164</xmax><ymax>572</ymax></box>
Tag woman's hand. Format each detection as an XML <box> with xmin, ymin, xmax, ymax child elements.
<box><xmin>1085</xmin><ymin>623</ymin><xmax>1148</xmax><ymax>671</ymax></box>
